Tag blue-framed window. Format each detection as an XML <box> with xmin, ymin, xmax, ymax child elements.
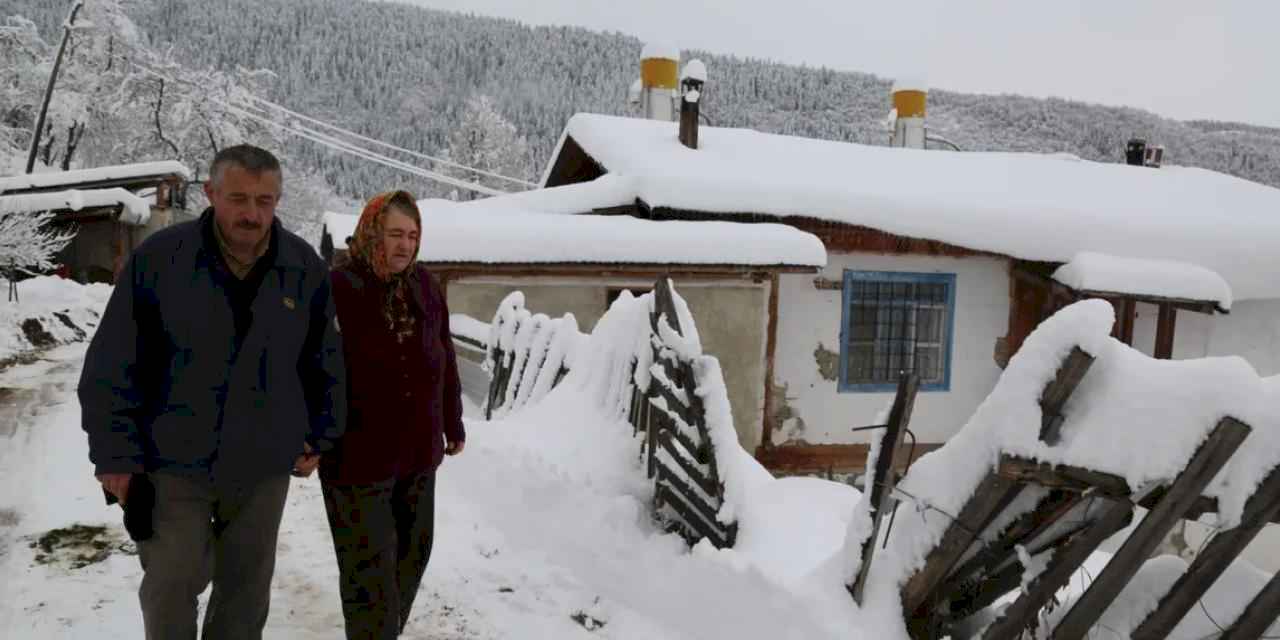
<box><xmin>839</xmin><ymin>270</ymin><xmax>956</xmax><ymax>392</ymax></box>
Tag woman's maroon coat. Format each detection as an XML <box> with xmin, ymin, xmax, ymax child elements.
<box><xmin>321</xmin><ymin>264</ymin><xmax>465</xmax><ymax>485</ymax></box>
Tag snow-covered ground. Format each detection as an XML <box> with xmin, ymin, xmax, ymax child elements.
<box><xmin>2</xmin><ymin>281</ymin><xmax>1278</xmax><ymax>639</ymax></box>
<box><xmin>0</xmin><ymin>339</ymin><xmax>862</xmax><ymax>638</ymax></box>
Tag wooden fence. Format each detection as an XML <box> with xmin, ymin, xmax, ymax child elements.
<box><xmin>855</xmin><ymin>345</ymin><xmax>1280</xmax><ymax>640</ymax></box>
<box><xmin>478</xmin><ymin>279</ymin><xmax>738</xmax><ymax>548</ymax></box>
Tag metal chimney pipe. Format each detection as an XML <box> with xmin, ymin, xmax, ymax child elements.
<box><xmin>679</xmin><ymin>59</ymin><xmax>706</xmax><ymax>149</ymax></box>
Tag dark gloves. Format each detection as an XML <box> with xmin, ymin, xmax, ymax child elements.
<box><xmin>103</xmin><ymin>473</ymin><xmax>155</xmax><ymax>542</ymax></box>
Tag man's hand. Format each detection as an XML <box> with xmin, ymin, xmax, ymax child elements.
<box><xmin>293</xmin><ymin>442</ymin><xmax>321</xmax><ymax>478</ymax></box>
<box><xmin>445</xmin><ymin>440</ymin><xmax>465</xmax><ymax>456</ymax></box>
<box><xmin>97</xmin><ymin>473</ymin><xmax>132</xmax><ymax>505</ymax></box>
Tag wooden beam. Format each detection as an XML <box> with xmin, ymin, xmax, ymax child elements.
<box><xmin>1000</xmin><ymin>455</ymin><xmax>1277</xmax><ymax>525</ymax></box>
<box><xmin>1038</xmin><ymin>347</ymin><xmax>1095</xmax><ymax>444</ymax></box>
<box><xmin>1049</xmin><ymin>417</ymin><xmax>1252</xmax><ymax>640</ymax></box>
<box><xmin>850</xmin><ymin>373</ymin><xmax>920</xmax><ymax>604</ymax></box>
<box><xmin>1219</xmin><ymin>571</ymin><xmax>1280</xmax><ymax>640</ymax></box>
<box><xmin>901</xmin><ymin>473</ymin><xmax>1023</xmax><ymax>618</ymax></box>
<box><xmin>754</xmin><ymin>442</ymin><xmax>944</xmax><ymax>476</ymax></box>
<box><xmin>998</xmin><ymin>455</ymin><xmax>1132</xmax><ymax>497</ymax></box>
<box><xmin>942</xmin><ymin>490</ymin><xmax>1082</xmax><ymax>600</ymax></box>
<box><xmin>430</xmin><ymin>264</ymin><xmax>817</xmax><ymax>279</ymax></box>
<box><xmin>1130</xmin><ymin>463</ymin><xmax>1280</xmax><ymax>640</ymax></box>
<box><xmin>1119</xmin><ymin>298</ymin><xmax>1136</xmax><ymax>345</ymax></box>
<box><xmin>1154</xmin><ymin>303</ymin><xmax>1178</xmax><ymax>359</ymax></box>
<box><xmin>760</xmin><ymin>273</ymin><xmax>781</xmax><ymax>450</ymax></box>
<box><xmin>981</xmin><ymin>498</ymin><xmax>1134</xmax><ymax>640</ymax></box>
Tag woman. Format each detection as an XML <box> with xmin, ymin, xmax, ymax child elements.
<box><xmin>321</xmin><ymin>190</ymin><xmax>466</xmax><ymax>639</ymax></box>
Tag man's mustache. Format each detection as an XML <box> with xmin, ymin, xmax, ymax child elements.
<box><xmin>235</xmin><ymin>221</ymin><xmax>263</xmax><ymax>230</ymax></box>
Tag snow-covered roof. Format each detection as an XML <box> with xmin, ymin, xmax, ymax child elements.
<box><xmin>323</xmin><ymin>180</ymin><xmax>826</xmax><ymax>268</ymax></box>
<box><xmin>555</xmin><ymin>113</ymin><xmax>1280</xmax><ymax>301</ymax></box>
<box><xmin>0</xmin><ymin>160</ymin><xmax>190</xmax><ymax>194</ymax></box>
<box><xmin>1052</xmin><ymin>252</ymin><xmax>1233</xmax><ymax>310</ymax></box>
<box><xmin>0</xmin><ymin>187</ymin><xmax>152</xmax><ymax>225</ymax></box>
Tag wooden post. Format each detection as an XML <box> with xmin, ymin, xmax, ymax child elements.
<box><xmin>1118</xmin><ymin>299</ymin><xmax>1136</xmax><ymax>346</ymax></box>
<box><xmin>1219</xmin><ymin>571</ymin><xmax>1280</xmax><ymax>640</ymax></box>
<box><xmin>981</xmin><ymin>498</ymin><xmax>1135</xmax><ymax>640</ymax></box>
<box><xmin>1049</xmin><ymin>417</ymin><xmax>1252</xmax><ymax>640</ymax></box>
<box><xmin>1131</xmin><ymin>464</ymin><xmax>1280</xmax><ymax>640</ymax></box>
<box><xmin>760</xmin><ymin>273</ymin><xmax>781</xmax><ymax>452</ymax></box>
<box><xmin>1039</xmin><ymin>347</ymin><xmax>1095</xmax><ymax>445</ymax></box>
<box><xmin>850</xmin><ymin>373</ymin><xmax>919</xmax><ymax>604</ymax></box>
<box><xmin>1154</xmin><ymin>303</ymin><xmax>1177</xmax><ymax>359</ymax></box>
<box><xmin>901</xmin><ymin>473</ymin><xmax>1023</xmax><ymax>618</ymax></box>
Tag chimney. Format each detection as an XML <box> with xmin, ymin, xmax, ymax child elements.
<box><xmin>640</xmin><ymin>43</ymin><xmax>679</xmax><ymax>121</ymax></box>
<box><xmin>889</xmin><ymin>78</ymin><xmax>928</xmax><ymax>149</ymax></box>
<box><xmin>679</xmin><ymin>59</ymin><xmax>706</xmax><ymax>149</ymax></box>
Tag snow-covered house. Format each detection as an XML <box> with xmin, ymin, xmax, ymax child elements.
<box><xmin>0</xmin><ymin>161</ymin><xmax>190</xmax><ymax>283</ymax></box>
<box><xmin>321</xmin><ymin>187</ymin><xmax>826</xmax><ymax>443</ymax></box>
<box><xmin>530</xmin><ymin>112</ymin><xmax>1280</xmax><ymax>475</ymax></box>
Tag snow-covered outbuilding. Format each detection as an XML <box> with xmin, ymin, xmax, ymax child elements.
<box><xmin>0</xmin><ymin>161</ymin><xmax>190</xmax><ymax>283</ymax></box>
<box><xmin>530</xmin><ymin>112</ymin><xmax>1280</xmax><ymax>475</ymax></box>
<box><xmin>321</xmin><ymin>183</ymin><xmax>826</xmax><ymax>437</ymax></box>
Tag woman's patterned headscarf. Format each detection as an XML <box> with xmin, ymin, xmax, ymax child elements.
<box><xmin>348</xmin><ymin>190</ymin><xmax>422</xmax><ymax>343</ymax></box>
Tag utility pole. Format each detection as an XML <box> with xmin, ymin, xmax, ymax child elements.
<box><xmin>25</xmin><ymin>0</ymin><xmax>85</xmax><ymax>174</ymax></box>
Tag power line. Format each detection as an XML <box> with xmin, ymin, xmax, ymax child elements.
<box><xmin>219</xmin><ymin>100</ymin><xmax>509</xmax><ymax>196</ymax></box>
<box><xmin>243</xmin><ymin>94</ymin><xmax>536</xmax><ymax>188</ymax></box>
<box><xmin>123</xmin><ymin>58</ymin><xmax>523</xmax><ymax>196</ymax></box>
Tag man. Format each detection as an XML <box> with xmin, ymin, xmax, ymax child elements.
<box><xmin>78</xmin><ymin>145</ymin><xmax>346</xmax><ymax>639</ymax></box>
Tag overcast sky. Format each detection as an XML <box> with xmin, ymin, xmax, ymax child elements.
<box><xmin>390</xmin><ymin>0</ymin><xmax>1279</xmax><ymax>127</ymax></box>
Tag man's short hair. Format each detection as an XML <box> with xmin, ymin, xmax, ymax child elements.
<box><xmin>209</xmin><ymin>145</ymin><xmax>282</xmax><ymax>187</ymax></box>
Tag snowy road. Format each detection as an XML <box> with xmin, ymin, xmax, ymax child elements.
<box><xmin>0</xmin><ymin>344</ymin><xmax>856</xmax><ymax>639</ymax></box>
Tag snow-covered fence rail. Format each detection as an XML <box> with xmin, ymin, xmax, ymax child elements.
<box><xmin>876</xmin><ymin>301</ymin><xmax>1280</xmax><ymax>640</ymax></box>
<box><xmin>628</xmin><ymin>277</ymin><xmax>738</xmax><ymax>548</ymax></box>
<box><xmin>477</xmin><ymin>280</ymin><xmax>743</xmax><ymax>549</ymax></box>
<box><xmin>482</xmin><ymin>292</ymin><xmax>583</xmax><ymax>420</ymax></box>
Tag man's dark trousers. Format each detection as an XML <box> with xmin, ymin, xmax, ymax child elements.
<box><xmin>137</xmin><ymin>472</ymin><xmax>290</xmax><ymax>640</ymax></box>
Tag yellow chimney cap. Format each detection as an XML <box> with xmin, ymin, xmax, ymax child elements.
<box><xmin>891</xmin><ymin>75</ymin><xmax>930</xmax><ymax>94</ymax></box>
<box><xmin>641</xmin><ymin>42</ymin><xmax>679</xmax><ymax>61</ymax></box>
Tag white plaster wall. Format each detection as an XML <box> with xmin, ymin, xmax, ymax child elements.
<box><xmin>773</xmin><ymin>253</ymin><xmax>1010</xmax><ymax>445</ymax></box>
<box><xmin>1127</xmin><ymin>300</ymin><xmax>1279</xmax><ymax>377</ymax></box>
<box><xmin>1208</xmin><ymin>299</ymin><xmax>1280</xmax><ymax>377</ymax></box>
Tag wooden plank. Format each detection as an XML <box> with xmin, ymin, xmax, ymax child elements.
<box><xmin>947</xmin><ymin>551</ymin><xmax>1033</xmax><ymax>623</ymax></box>
<box><xmin>655</xmin><ymin>463</ymin><xmax>722</xmax><ymax>529</ymax></box>
<box><xmin>850</xmin><ymin>373</ymin><xmax>920</xmax><ymax>603</ymax></box>
<box><xmin>1154</xmin><ymin>303</ymin><xmax>1178</xmax><ymax>359</ymax></box>
<box><xmin>981</xmin><ymin>498</ymin><xmax>1134</xmax><ymax>640</ymax></box>
<box><xmin>901</xmin><ymin>473</ymin><xmax>1024</xmax><ymax>618</ymax></box>
<box><xmin>656</xmin><ymin>430</ymin><xmax>719</xmax><ymax>498</ymax></box>
<box><xmin>650</xmin><ymin>407</ymin><xmax>705</xmax><ymax>464</ymax></box>
<box><xmin>998</xmin><ymin>455</ymin><xmax>1132</xmax><ymax>497</ymax></box>
<box><xmin>654</xmin><ymin>473</ymin><xmax>728</xmax><ymax>548</ymax></box>
<box><xmin>1038</xmin><ymin>346</ymin><xmax>1095</xmax><ymax>444</ymax></box>
<box><xmin>1219</xmin><ymin>571</ymin><xmax>1280</xmax><ymax>640</ymax></box>
<box><xmin>1001</xmin><ymin>456</ymin><xmax>1278</xmax><ymax>525</ymax></box>
<box><xmin>1049</xmin><ymin>417</ymin><xmax>1252</xmax><ymax>640</ymax></box>
<box><xmin>943</xmin><ymin>490</ymin><xmax>1082</xmax><ymax>598</ymax></box>
<box><xmin>760</xmin><ymin>272</ymin><xmax>781</xmax><ymax>450</ymax></box>
<box><xmin>648</xmin><ymin>378</ymin><xmax>696</xmax><ymax>427</ymax></box>
<box><xmin>754</xmin><ymin>442</ymin><xmax>944</xmax><ymax>476</ymax></box>
<box><xmin>1130</xmin><ymin>463</ymin><xmax>1280</xmax><ymax>640</ymax></box>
